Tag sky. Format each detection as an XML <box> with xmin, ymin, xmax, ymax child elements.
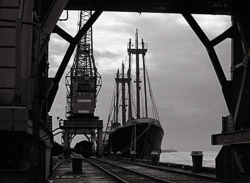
<box><xmin>49</xmin><ymin>11</ymin><xmax>231</xmax><ymax>152</ymax></box>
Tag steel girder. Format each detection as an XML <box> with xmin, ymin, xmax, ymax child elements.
<box><xmin>182</xmin><ymin>10</ymin><xmax>250</xmax><ymax>181</ymax></box>
<box><xmin>66</xmin><ymin>0</ymin><xmax>232</xmax><ymax>15</ymax></box>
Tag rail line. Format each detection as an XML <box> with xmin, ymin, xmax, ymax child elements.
<box><xmin>121</xmin><ymin>160</ymin><xmax>238</xmax><ymax>183</ymax></box>
<box><xmin>86</xmin><ymin>158</ymin><xmax>228</xmax><ymax>183</ymax></box>
<box><xmin>52</xmin><ymin>159</ymin><xmax>63</xmax><ymax>171</ymax></box>
<box><xmin>86</xmin><ymin>158</ymin><xmax>174</xmax><ymax>183</ymax></box>
<box><xmin>112</xmin><ymin>159</ymin><xmax>227</xmax><ymax>182</ymax></box>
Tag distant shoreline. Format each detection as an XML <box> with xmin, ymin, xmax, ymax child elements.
<box><xmin>162</xmin><ymin>149</ymin><xmax>177</xmax><ymax>153</ymax></box>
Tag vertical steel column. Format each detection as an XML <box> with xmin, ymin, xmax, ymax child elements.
<box><xmin>231</xmin><ymin>13</ymin><xmax>250</xmax><ymax>129</ymax></box>
<box><xmin>63</xmin><ymin>130</ymin><xmax>70</xmax><ymax>157</ymax></box>
<box><xmin>91</xmin><ymin>130</ymin><xmax>95</xmax><ymax>155</ymax></box>
<box><xmin>97</xmin><ymin>127</ymin><xmax>103</xmax><ymax>157</ymax></box>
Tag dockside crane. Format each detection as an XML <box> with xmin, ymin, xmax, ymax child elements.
<box><xmin>61</xmin><ymin>10</ymin><xmax>103</xmax><ymax>157</ymax></box>
<box><xmin>65</xmin><ymin>11</ymin><xmax>101</xmax><ymax>118</ymax></box>
<box><xmin>1</xmin><ymin>1</ymin><xmax>250</xmax><ymax>182</ymax></box>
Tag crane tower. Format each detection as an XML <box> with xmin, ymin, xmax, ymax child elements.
<box><xmin>66</xmin><ymin>11</ymin><xmax>101</xmax><ymax>117</ymax></box>
<box><xmin>62</xmin><ymin>11</ymin><xmax>103</xmax><ymax>157</ymax></box>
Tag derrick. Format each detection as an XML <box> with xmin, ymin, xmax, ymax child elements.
<box><xmin>61</xmin><ymin>11</ymin><xmax>103</xmax><ymax>158</ymax></box>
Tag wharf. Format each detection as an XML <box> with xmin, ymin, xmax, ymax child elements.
<box><xmin>49</xmin><ymin>158</ymin><xmax>118</xmax><ymax>183</ymax></box>
<box><xmin>48</xmin><ymin>157</ymin><xmax>235</xmax><ymax>183</ymax></box>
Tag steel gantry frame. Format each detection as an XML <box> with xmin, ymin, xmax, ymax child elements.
<box><xmin>1</xmin><ymin>0</ymin><xmax>250</xmax><ymax>182</ymax></box>
<box><xmin>182</xmin><ymin>12</ymin><xmax>250</xmax><ymax>181</ymax></box>
<box><xmin>0</xmin><ymin>0</ymin><xmax>70</xmax><ymax>182</ymax></box>
<box><xmin>66</xmin><ymin>1</ymin><xmax>250</xmax><ymax>181</ymax></box>
<box><xmin>0</xmin><ymin>0</ymin><xmax>102</xmax><ymax>182</ymax></box>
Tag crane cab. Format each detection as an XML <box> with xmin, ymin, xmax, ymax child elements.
<box><xmin>71</xmin><ymin>75</ymin><xmax>96</xmax><ymax>116</ymax></box>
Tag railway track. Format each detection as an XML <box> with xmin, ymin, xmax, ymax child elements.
<box><xmin>52</xmin><ymin>159</ymin><xmax>63</xmax><ymax>171</ymax></box>
<box><xmin>86</xmin><ymin>158</ymin><xmax>229</xmax><ymax>183</ymax></box>
<box><xmin>86</xmin><ymin>158</ymin><xmax>172</xmax><ymax>183</ymax></box>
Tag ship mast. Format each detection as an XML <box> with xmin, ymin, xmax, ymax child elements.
<box><xmin>115</xmin><ymin>69</ymin><xmax>119</xmax><ymax>124</ymax></box>
<box><xmin>121</xmin><ymin>63</ymin><xmax>126</xmax><ymax>125</ymax></box>
<box><xmin>115</xmin><ymin>63</ymin><xmax>130</xmax><ymax>125</ymax></box>
<box><xmin>142</xmin><ymin>39</ymin><xmax>148</xmax><ymax>118</ymax></box>
<box><xmin>127</xmin><ymin>39</ymin><xmax>133</xmax><ymax>120</ymax></box>
<box><xmin>127</xmin><ymin>29</ymin><xmax>147</xmax><ymax>119</ymax></box>
<box><xmin>135</xmin><ymin>30</ymin><xmax>140</xmax><ymax>119</ymax></box>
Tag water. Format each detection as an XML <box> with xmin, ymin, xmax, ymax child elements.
<box><xmin>160</xmin><ymin>151</ymin><xmax>218</xmax><ymax>168</ymax></box>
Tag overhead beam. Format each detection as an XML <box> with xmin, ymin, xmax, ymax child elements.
<box><xmin>211</xmin><ymin>129</ymin><xmax>250</xmax><ymax>145</ymax></box>
<box><xmin>66</xmin><ymin>0</ymin><xmax>232</xmax><ymax>15</ymax></box>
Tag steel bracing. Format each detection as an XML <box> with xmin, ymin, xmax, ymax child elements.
<box><xmin>183</xmin><ymin>11</ymin><xmax>250</xmax><ymax>180</ymax></box>
<box><xmin>0</xmin><ymin>0</ymin><xmax>250</xmax><ymax>182</ymax></box>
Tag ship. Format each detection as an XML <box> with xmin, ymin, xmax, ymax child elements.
<box><xmin>104</xmin><ymin>30</ymin><xmax>164</xmax><ymax>161</ymax></box>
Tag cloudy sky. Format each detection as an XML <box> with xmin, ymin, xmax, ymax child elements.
<box><xmin>49</xmin><ymin>11</ymin><xmax>231</xmax><ymax>152</ymax></box>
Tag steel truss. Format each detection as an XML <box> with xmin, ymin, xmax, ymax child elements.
<box><xmin>183</xmin><ymin>12</ymin><xmax>250</xmax><ymax>181</ymax></box>
<box><xmin>59</xmin><ymin>10</ymin><xmax>104</xmax><ymax>158</ymax></box>
<box><xmin>1</xmin><ymin>0</ymin><xmax>250</xmax><ymax>182</ymax></box>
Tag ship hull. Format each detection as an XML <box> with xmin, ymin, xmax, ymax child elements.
<box><xmin>107</xmin><ymin>118</ymin><xmax>164</xmax><ymax>160</ymax></box>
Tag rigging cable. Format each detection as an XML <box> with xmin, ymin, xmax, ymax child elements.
<box><xmin>131</xmin><ymin>84</ymin><xmax>137</xmax><ymax>117</ymax></box>
<box><xmin>123</xmin><ymin>124</ymin><xmax>151</xmax><ymax>154</ymax></box>
<box><xmin>145</xmin><ymin>65</ymin><xmax>160</xmax><ymax>120</ymax></box>
<box><xmin>140</xmin><ymin>83</ymin><xmax>144</xmax><ymax>117</ymax></box>
<box><xmin>103</xmin><ymin>83</ymin><xmax>116</xmax><ymax>142</ymax></box>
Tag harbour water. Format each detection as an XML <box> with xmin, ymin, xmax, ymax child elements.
<box><xmin>160</xmin><ymin>151</ymin><xmax>218</xmax><ymax>168</ymax></box>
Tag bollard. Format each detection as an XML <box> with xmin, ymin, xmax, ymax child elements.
<box><xmin>97</xmin><ymin>151</ymin><xmax>103</xmax><ymax>158</ymax></box>
<box><xmin>130</xmin><ymin>151</ymin><xmax>136</xmax><ymax>162</ymax></box>
<box><xmin>72</xmin><ymin>154</ymin><xmax>83</xmax><ymax>174</ymax></box>
<box><xmin>116</xmin><ymin>151</ymin><xmax>121</xmax><ymax>159</ymax></box>
<box><xmin>58</xmin><ymin>155</ymin><xmax>63</xmax><ymax>160</ymax></box>
<box><xmin>191</xmin><ymin>151</ymin><xmax>203</xmax><ymax>173</ymax></box>
<box><xmin>151</xmin><ymin>151</ymin><xmax>159</xmax><ymax>165</ymax></box>
<box><xmin>110</xmin><ymin>151</ymin><xmax>114</xmax><ymax>158</ymax></box>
